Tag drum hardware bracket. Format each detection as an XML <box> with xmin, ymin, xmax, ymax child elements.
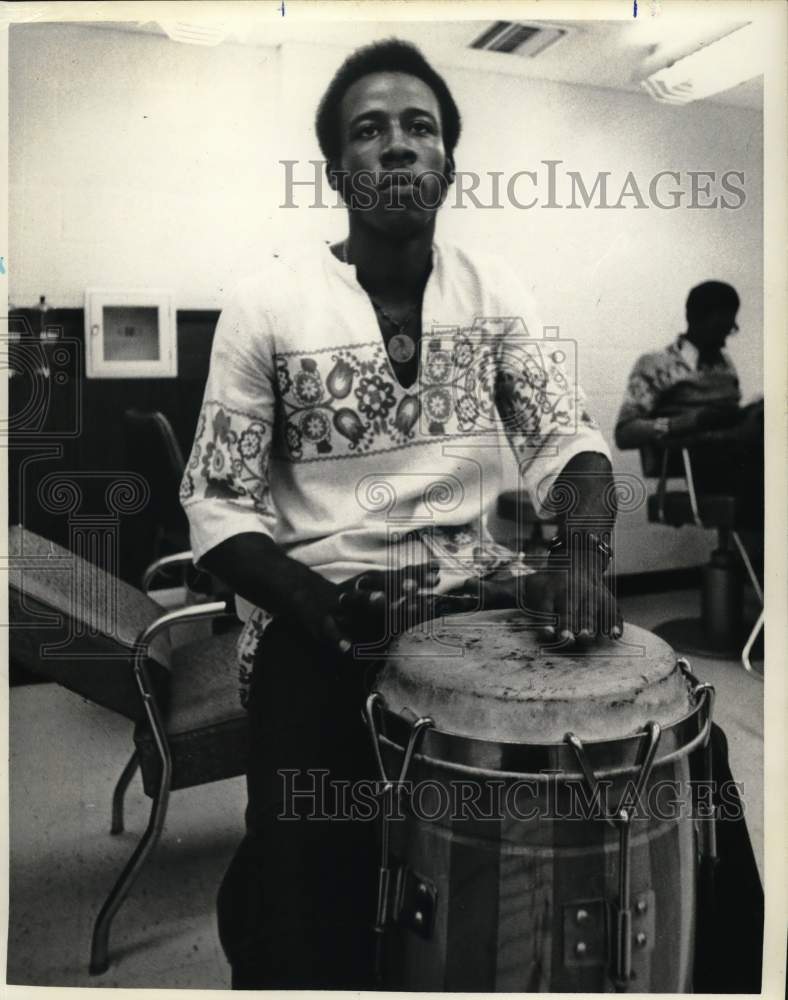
<box><xmin>391</xmin><ymin>863</ymin><xmax>437</xmax><ymax>939</ymax></box>
<box><xmin>565</xmin><ymin>721</ymin><xmax>663</xmax><ymax>991</ymax></box>
<box><xmin>364</xmin><ymin>692</ymin><xmax>435</xmax><ymax>981</ymax></box>
<box><xmin>563</xmin><ymin>899</ymin><xmax>607</xmax><ymax>968</ymax></box>
<box><xmin>562</xmin><ymin>891</ymin><xmax>655</xmax><ymax>973</ymax></box>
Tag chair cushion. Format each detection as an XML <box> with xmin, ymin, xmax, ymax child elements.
<box><xmin>8</xmin><ymin>526</ymin><xmax>171</xmax><ymax>721</ymax></box>
<box><xmin>135</xmin><ymin>625</ymin><xmax>249</xmax><ymax>793</ymax></box>
<box><xmin>647</xmin><ymin>491</ymin><xmax>738</xmax><ymax>529</ymax></box>
<box><xmin>165</xmin><ymin>626</ymin><xmax>245</xmax><ymax>734</ymax></box>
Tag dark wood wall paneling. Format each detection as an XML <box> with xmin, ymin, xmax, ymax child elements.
<box><xmin>8</xmin><ymin>308</ymin><xmax>219</xmax><ymax>583</ymax></box>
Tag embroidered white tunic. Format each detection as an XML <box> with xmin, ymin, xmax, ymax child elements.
<box><xmin>180</xmin><ymin>240</ymin><xmax>610</xmax><ymax>699</ymax></box>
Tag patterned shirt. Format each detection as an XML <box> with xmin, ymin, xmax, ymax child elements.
<box><xmin>616</xmin><ymin>335</ymin><xmax>740</xmax><ymax>427</ymax></box>
<box><xmin>180</xmin><ymin>240</ymin><xmax>610</xmax><ymax>700</ymax></box>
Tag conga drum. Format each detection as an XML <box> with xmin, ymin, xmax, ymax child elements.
<box><xmin>365</xmin><ymin>610</ymin><xmax>714</xmax><ymax>993</ymax></box>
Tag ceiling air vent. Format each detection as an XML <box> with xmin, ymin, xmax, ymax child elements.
<box><xmin>470</xmin><ymin>21</ymin><xmax>567</xmax><ymax>58</ymax></box>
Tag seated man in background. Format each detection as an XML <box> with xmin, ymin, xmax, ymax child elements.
<box><xmin>615</xmin><ymin>280</ymin><xmax>763</xmax><ymax>531</ymax></box>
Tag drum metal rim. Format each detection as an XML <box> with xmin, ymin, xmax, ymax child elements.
<box><xmin>372</xmin><ymin>685</ymin><xmax>712</xmax><ymax>781</ymax></box>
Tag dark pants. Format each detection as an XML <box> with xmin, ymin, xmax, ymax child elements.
<box><xmin>217</xmin><ymin>622</ymin><xmax>764</xmax><ymax>991</ymax></box>
<box><xmin>691</xmin><ymin>724</ymin><xmax>764</xmax><ymax>993</ymax></box>
<box><xmin>217</xmin><ymin>617</ymin><xmax>378</xmax><ymax>989</ymax></box>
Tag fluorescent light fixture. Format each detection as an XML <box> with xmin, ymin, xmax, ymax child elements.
<box><xmin>159</xmin><ymin>21</ymin><xmax>229</xmax><ymax>46</ymax></box>
<box><xmin>641</xmin><ymin>22</ymin><xmax>764</xmax><ymax>104</ymax></box>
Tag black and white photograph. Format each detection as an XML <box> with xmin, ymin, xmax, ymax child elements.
<box><xmin>3</xmin><ymin>0</ymin><xmax>786</xmax><ymax>993</ymax></box>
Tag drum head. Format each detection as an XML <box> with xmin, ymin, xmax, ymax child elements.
<box><xmin>376</xmin><ymin>610</ymin><xmax>692</xmax><ymax>743</ymax></box>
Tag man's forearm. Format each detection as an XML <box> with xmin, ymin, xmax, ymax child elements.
<box><xmin>545</xmin><ymin>451</ymin><xmax>616</xmax><ymax>575</ymax></box>
<box><xmin>199</xmin><ymin>532</ymin><xmax>334</xmax><ymax>617</ymax></box>
<box><xmin>549</xmin><ymin>450</ymin><xmax>616</xmax><ymax>528</ymax></box>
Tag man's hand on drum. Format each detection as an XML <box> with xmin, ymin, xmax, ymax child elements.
<box><xmin>333</xmin><ymin>563</ymin><xmax>478</xmax><ymax>646</ymax></box>
<box><xmin>288</xmin><ymin>562</ymin><xmax>477</xmax><ymax>659</ymax></box>
<box><xmin>287</xmin><ymin>555</ymin><xmax>620</xmax><ymax>656</ymax></box>
<box><xmin>524</xmin><ymin>560</ymin><xmax>622</xmax><ymax>646</ymax></box>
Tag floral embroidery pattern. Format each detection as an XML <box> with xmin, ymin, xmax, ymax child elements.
<box><xmin>237</xmin><ymin>607</ymin><xmax>271</xmax><ymax>707</ymax></box>
<box><xmin>276</xmin><ymin>358</ymin><xmax>293</xmax><ymax>397</ymax></box>
<box><xmin>424</xmin><ymin>387</ymin><xmax>452</xmax><ymax>424</ymax></box>
<box><xmin>423</xmin><ymin>348</ymin><xmax>452</xmax><ymax>384</ymax></box>
<box><xmin>180</xmin><ymin>402</ymin><xmax>274</xmax><ymax>513</ymax></box>
<box><xmin>494</xmin><ymin>344</ymin><xmax>578</xmax><ymax>449</ymax></box>
<box><xmin>422</xmin><ymin>523</ymin><xmax>524</xmax><ymax>580</ymax></box>
<box><xmin>273</xmin><ymin>328</ymin><xmax>574</xmax><ymax>462</ymax></box>
<box><xmin>183</xmin><ymin>329</ymin><xmax>580</xmax><ymax>493</ymax></box>
<box><xmin>356</xmin><ymin>374</ymin><xmax>396</xmax><ymax>422</ymax></box>
<box><xmin>294</xmin><ymin>364</ymin><xmax>324</xmax><ymax>405</ymax></box>
<box><xmin>275</xmin><ymin>345</ymin><xmax>397</xmax><ymax>459</ymax></box>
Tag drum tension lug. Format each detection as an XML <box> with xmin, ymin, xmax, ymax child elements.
<box><xmin>391</xmin><ymin>864</ymin><xmax>437</xmax><ymax>940</ymax></box>
<box><xmin>364</xmin><ymin>692</ymin><xmax>437</xmax><ymax>972</ymax></box>
<box><xmin>565</xmin><ymin>723</ymin><xmax>663</xmax><ymax>991</ymax></box>
<box><xmin>563</xmin><ymin>899</ymin><xmax>608</xmax><ymax>968</ymax></box>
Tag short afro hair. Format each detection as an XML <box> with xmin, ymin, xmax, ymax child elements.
<box><xmin>315</xmin><ymin>39</ymin><xmax>462</xmax><ymax>166</ymax></box>
<box><xmin>686</xmin><ymin>281</ymin><xmax>740</xmax><ymax>322</ymax></box>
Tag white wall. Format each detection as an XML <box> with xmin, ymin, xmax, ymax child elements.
<box><xmin>10</xmin><ymin>26</ymin><xmax>763</xmax><ymax>573</ymax></box>
<box><xmin>10</xmin><ymin>25</ymin><xmax>281</xmax><ymax>309</ymax></box>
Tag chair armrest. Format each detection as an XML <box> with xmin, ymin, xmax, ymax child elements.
<box><xmin>130</xmin><ymin>600</ymin><xmax>234</xmax><ymax>782</ymax></box>
<box><xmin>134</xmin><ymin>600</ymin><xmax>232</xmax><ymax>671</ymax></box>
<box><xmin>142</xmin><ymin>550</ymin><xmax>195</xmax><ymax>592</ymax></box>
<box><xmin>133</xmin><ymin>601</ymin><xmax>232</xmax><ymax>695</ymax></box>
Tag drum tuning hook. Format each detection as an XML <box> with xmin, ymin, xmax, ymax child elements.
<box><xmin>364</xmin><ymin>691</ymin><xmax>434</xmax><ymax>787</ymax></box>
<box><xmin>677</xmin><ymin>658</ymin><xmax>716</xmax><ymax>748</ymax></box>
<box><xmin>364</xmin><ymin>691</ymin><xmax>435</xmax><ymax>983</ymax></box>
<box><xmin>364</xmin><ymin>692</ymin><xmax>388</xmax><ymax>783</ymax></box>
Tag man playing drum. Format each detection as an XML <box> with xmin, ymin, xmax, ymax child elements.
<box><xmin>180</xmin><ymin>40</ymin><xmax>761</xmax><ymax>991</ymax></box>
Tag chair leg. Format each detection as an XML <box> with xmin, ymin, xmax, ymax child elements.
<box><xmin>110</xmin><ymin>751</ymin><xmax>139</xmax><ymax>835</ymax></box>
<box><xmin>90</xmin><ymin>770</ymin><xmax>171</xmax><ymax>975</ymax></box>
<box><xmin>731</xmin><ymin>531</ymin><xmax>764</xmax><ymax>676</ymax></box>
<box><xmin>741</xmin><ymin>610</ymin><xmax>764</xmax><ymax>679</ymax></box>
<box><xmin>731</xmin><ymin>530</ymin><xmax>764</xmax><ymax>603</ymax></box>
<box><xmin>91</xmin><ymin>643</ymin><xmax>174</xmax><ymax>974</ymax></box>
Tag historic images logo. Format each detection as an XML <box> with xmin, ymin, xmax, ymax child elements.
<box><xmin>281</xmin><ymin>160</ymin><xmax>747</xmax><ymax>211</ymax></box>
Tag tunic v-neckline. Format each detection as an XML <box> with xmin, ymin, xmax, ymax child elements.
<box><xmin>326</xmin><ymin>241</ymin><xmax>439</xmax><ymax>392</ymax></box>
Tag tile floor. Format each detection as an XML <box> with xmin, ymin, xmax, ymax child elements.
<box><xmin>6</xmin><ymin>589</ymin><xmax>764</xmax><ymax>988</ymax></box>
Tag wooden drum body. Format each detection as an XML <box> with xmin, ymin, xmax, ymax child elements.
<box><xmin>366</xmin><ymin>610</ymin><xmax>714</xmax><ymax>993</ymax></box>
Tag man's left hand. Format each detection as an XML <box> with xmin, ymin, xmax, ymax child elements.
<box><xmin>523</xmin><ymin>565</ymin><xmax>622</xmax><ymax>645</ymax></box>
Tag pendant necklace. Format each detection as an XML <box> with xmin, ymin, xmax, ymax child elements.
<box><xmin>339</xmin><ymin>240</ymin><xmax>418</xmax><ymax>364</ymax></box>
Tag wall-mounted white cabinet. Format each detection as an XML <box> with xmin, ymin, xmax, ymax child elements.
<box><xmin>84</xmin><ymin>289</ymin><xmax>177</xmax><ymax>378</ymax></box>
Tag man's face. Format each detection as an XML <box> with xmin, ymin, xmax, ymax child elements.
<box><xmin>692</xmin><ymin>308</ymin><xmax>739</xmax><ymax>349</ymax></box>
<box><xmin>332</xmin><ymin>71</ymin><xmax>450</xmax><ymax>237</ymax></box>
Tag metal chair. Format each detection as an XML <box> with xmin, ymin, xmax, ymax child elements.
<box><xmin>8</xmin><ymin>526</ymin><xmax>249</xmax><ymax>974</ymax></box>
<box><xmin>741</xmin><ymin>610</ymin><xmax>764</xmax><ymax>676</ymax></box>
<box><xmin>123</xmin><ymin>409</ymin><xmax>191</xmax><ymax>583</ymax></box>
<box><xmin>640</xmin><ymin>444</ymin><xmax>763</xmax><ymax>671</ymax></box>
<box><xmin>123</xmin><ymin>409</ymin><xmax>227</xmax><ymax>602</ymax></box>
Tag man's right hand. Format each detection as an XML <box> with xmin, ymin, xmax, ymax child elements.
<box><xmin>200</xmin><ymin>533</ymin><xmax>453</xmax><ymax>659</ymax></box>
<box><xmin>286</xmin><ymin>562</ymin><xmax>444</xmax><ymax>656</ymax></box>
